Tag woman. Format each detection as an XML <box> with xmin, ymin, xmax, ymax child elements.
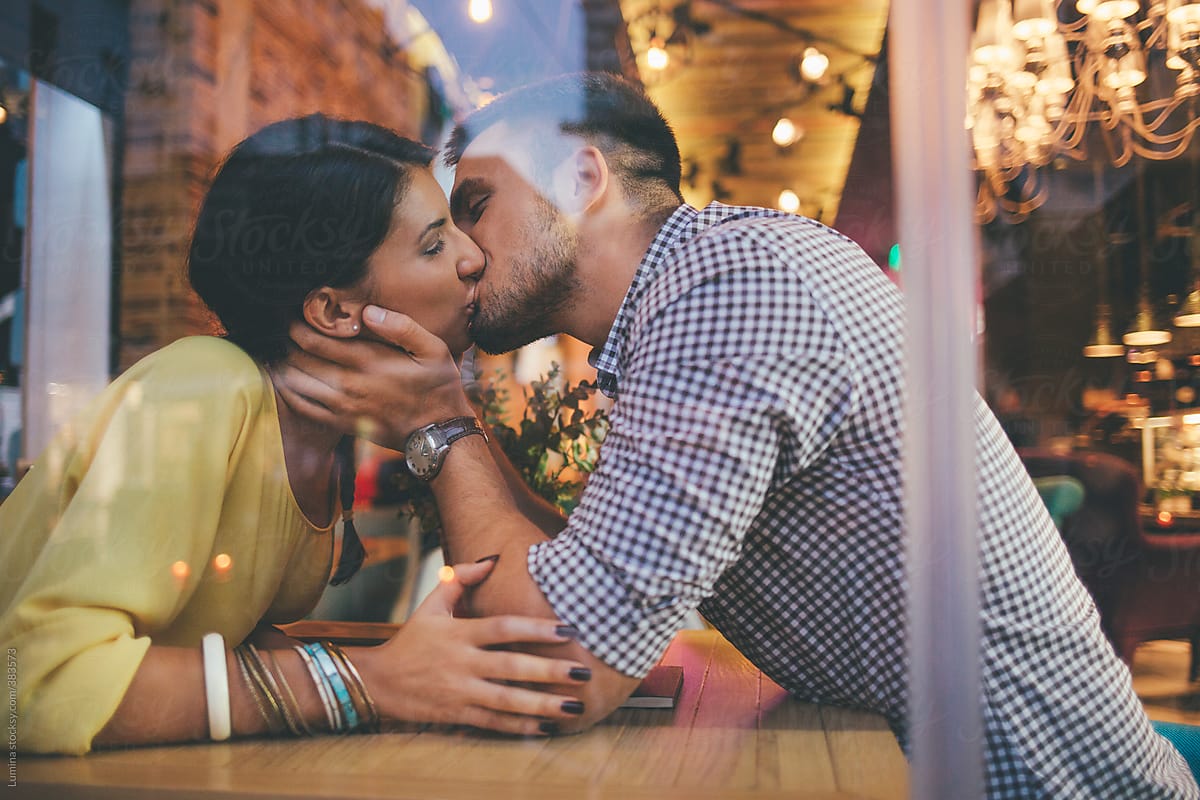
<box><xmin>0</xmin><ymin>115</ymin><xmax>590</xmax><ymax>755</ymax></box>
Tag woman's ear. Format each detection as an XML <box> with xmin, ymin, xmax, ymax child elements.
<box><xmin>552</xmin><ymin>145</ymin><xmax>609</xmax><ymax>216</ymax></box>
<box><xmin>302</xmin><ymin>287</ymin><xmax>363</xmax><ymax>338</ymax></box>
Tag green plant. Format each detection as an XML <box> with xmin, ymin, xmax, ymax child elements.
<box><xmin>390</xmin><ymin>363</ymin><xmax>610</xmax><ymax>535</ymax></box>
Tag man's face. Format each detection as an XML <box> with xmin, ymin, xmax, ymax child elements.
<box><xmin>449</xmin><ymin>124</ymin><xmax>581</xmax><ymax>355</ymax></box>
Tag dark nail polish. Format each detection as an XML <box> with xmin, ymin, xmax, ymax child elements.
<box><xmin>474</xmin><ymin>554</ymin><xmax>500</xmax><ymax>564</ymax></box>
<box><xmin>539</xmin><ymin>722</ymin><xmax>560</xmax><ymax>735</ymax></box>
<box><xmin>568</xmin><ymin>667</ymin><xmax>592</xmax><ymax>681</ymax></box>
<box><xmin>561</xmin><ymin>700</ymin><xmax>585</xmax><ymax>715</ymax></box>
<box><xmin>555</xmin><ymin>625</ymin><xmax>580</xmax><ymax>639</ymax></box>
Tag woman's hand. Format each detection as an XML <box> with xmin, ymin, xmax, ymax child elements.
<box><xmin>349</xmin><ymin>559</ymin><xmax>590</xmax><ymax>736</ymax></box>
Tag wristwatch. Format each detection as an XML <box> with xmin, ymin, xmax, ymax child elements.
<box><xmin>404</xmin><ymin>416</ymin><xmax>488</xmax><ymax>481</ymax></box>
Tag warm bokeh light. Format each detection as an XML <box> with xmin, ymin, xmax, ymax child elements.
<box><xmin>171</xmin><ymin>560</ymin><xmax>190</xmax><ymax>582</ymax></box>
<box><xmin>468</xmin><ymin>0</ymin><xmax>493</xmax><ymax>24</ymax></box>
<box><xmin>1157</xmin><ymin>510</ymin><xmax>1174</xmax><ymax>527</ymax></box>
<box><xmin>438</xmin><ymin>565</ymin><xmax>456</xmax><ymax>583</ymax></box>
<box><xmin>777</xmin><ymin>189</ymin><xmax>800</xmax><ymax>214</ymax></box>
<box><xmin>646</xmin><ymin>38</ymin><xmax>670</xmax><ymax>71</ymax></box>
<box><xmin>213</xmin><ymin>553</ymin><xmax>233</xmax><ymax>572</ymax></box>
<box><xmin>799</xmin><ymin>47</ymin><xmax>829</xmax><ymax>82</ymax></box>
<box><xmin>0</xmin><ymin>105</ymin><xmax>8</xmax><ymax>126</ymax></box>
<box><xmin>771</xmin><ymin>117</ymin><xmax>800</xmax><ymax>147</ymax></box>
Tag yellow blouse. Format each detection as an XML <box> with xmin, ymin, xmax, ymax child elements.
<box><xmin>0</xmin><ymin>336</ymin><xmax>334</xmax><ymax>754</ymax></box>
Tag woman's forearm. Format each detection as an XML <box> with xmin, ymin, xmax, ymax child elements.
<box><xmin>93</xmin><ymin>643</ymin><xmax>329</xmax><ymax>748</ymax></box>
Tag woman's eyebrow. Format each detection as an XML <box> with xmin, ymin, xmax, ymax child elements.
<box><xmin>420</xmin><ymin>218</ymin><xmax>447</xmax><ymax>238</ymax></box>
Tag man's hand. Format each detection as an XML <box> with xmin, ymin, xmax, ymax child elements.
<box><xmin>276</xmin><ymin>306</ymin><xmax>473</xmax><ymax>450</ymax></box>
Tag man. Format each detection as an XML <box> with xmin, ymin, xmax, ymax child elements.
<box><xmin>279</xmin><ymin>73</ymin><xmax>1197</xmax><ymax>797</ymax></box>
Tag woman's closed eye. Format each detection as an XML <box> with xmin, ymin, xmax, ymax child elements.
<box><xmin>423</xmin><ymin>237</ymin><xmax>446</xmax><ymax>257</ymax></box>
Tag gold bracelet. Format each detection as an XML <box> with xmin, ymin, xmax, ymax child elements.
<box><xmin>326</xmin><ymin>643</ymin><xmax>379</xmax><ymax>732</ymax></box>
<box><xmin>233</xmin><ymin>645</ymin><xmax>283</xmax><ymax>736</ymax></box>
<box><xmin>239</xmin><ymin>644</ymin><xmax>290</xmax><ymax>735</ymax></box>
<box><xmin>244</xmin><ymin>644</ymin><xmax>301</xmax><ymax>737</ymax></box>
<box><xmin>263</xmin><ymin>647</ymin><xmax>315</xmax><ymax>737</ymax></box>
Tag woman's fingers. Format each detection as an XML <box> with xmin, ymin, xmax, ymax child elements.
<box><xmin>467</xmin><ymin>615</ymin><xmax>580</xmax><ymax>647</ymax></box>
<box><xmin>410</xmin><ymin>561</ymin><xmax>495</xmax><ymax>617</ymax></box>
<box><xmin>470</xmin><ymin>680</ymin><xmax>585</xmax><ymax>721</ymax></box>
<box><xmin>477</xmin><ymin>649</ymin><xmax>593</xmax><ymax>686</ymax></box>
<box><xmin>455</xmin><ymin>705</ymin><xmax>555</xmax><ymax>737</ymax></box>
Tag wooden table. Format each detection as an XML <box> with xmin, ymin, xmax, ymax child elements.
<box><xmin>15</xmin><ymin>630</ymin><xmax>907</xmax><ymax>799</ymax></box>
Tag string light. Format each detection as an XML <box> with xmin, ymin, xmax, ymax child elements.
<box><xmin>468</xmin><ymin>0</ymin><xmax>492</xmax><ymax>24</ymax></box>
<box><xmin>799</xmin><ymin>47</ymin><xmax>830</xmax><ymax>82</ymax></box>
<box><xmin>778</xmin><ymin>189</ymin><xmax>801</xmax><ymax>214</ymax></box>
<box><xmin>647</xmin><ymin>37</ymin><xmax>670</xmax><ymax>71</ymax></box>
<box><xmin>438</xmin><ymin>565</ymin><xmax>456</xmax><ymax>583</ymax></box>
<box><xmin>771</xmin><ymin>117</ymin><xmax>803</xmax><ymax>147</ymax></box>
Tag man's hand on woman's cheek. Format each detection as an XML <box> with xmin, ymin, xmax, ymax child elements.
<box><xmin>276</xmin><ymin>310</ymin><xmax>473</xmax><ymax>450</ymax></box>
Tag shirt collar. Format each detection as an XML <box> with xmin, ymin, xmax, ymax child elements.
<box><xmin>590</xmin><ymin>203</ymin><xmax>700</xmax><ymax>398</ymax></box>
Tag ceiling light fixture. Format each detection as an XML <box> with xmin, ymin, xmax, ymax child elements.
<box><xmin>968</xmin><ymin>0</ymin><xmax>1200</xmax><ymax>223</ymax></box>
<box><xmin>468</xmin><ymin>0</ymin><xmax>492</xmax><ymax>24</ymax></box>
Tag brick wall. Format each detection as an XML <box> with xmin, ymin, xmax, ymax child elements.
<box><xmin>119</xmin><ymin>0</ymin><xmax>422</xmax><ymax>369</ymax></box>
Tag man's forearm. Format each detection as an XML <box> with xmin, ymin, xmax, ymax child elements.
<box><xmin>480</xmin><ymin>423</ymin><xmax>568</xmax><ymax>537</ymax></box>
<box><xmin>427</xmin><ymin>436</ymin><xmax>640</xmax><ymax>730</ymax></box>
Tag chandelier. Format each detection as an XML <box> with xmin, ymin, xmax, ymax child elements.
<box><xmin>968</xmin><ymin>0</ymin><xmax>1200</xmax><ymax>223</ymax></box>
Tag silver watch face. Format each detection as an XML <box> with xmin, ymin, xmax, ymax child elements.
<box><xmin>405</xmin><ymin>429</ymin><xmax>443</xmax><ymax>480</ymax></box>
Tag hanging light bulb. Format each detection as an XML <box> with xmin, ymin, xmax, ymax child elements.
<box><xmin>468</xmin><ymin>0</ymin><xmax>493</xmax><ymax>23</ymax></box>
<box><xmin>799</xmin><ymin>47</ymin><xmax>829</xmax><ymax>82</ymax></box>
<box><xmin>1124</xmin><ymin>296</ymin><xmax>1173</xmax><ymax>345</ymax></box>
<box><xmin>646</xmin><ymin>36</ymin><xmax>670</xmax><ymax>71</ymax></box>
<box><xmin>1083</xmin><ymin>304</ymin><xmax>1127</xmax><ymax>356</ymax></box>
<box><xmin>778</xmin><ymin>189</ymin><xmax>801</xmax><ymax>214</ymax></box>
<box><xmin>772</xmin><ymin>117</ymin><xmax>802</xmax><ymax>147</ymax></box>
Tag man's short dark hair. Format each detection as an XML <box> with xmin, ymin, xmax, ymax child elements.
<box><xmin>445</xmin><ymin>72</ymin><xmax>684</xmax><ymax>216</ymax></box>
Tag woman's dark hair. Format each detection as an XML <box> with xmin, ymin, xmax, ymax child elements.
<box><xmin>188</xmin><ymin>113</ymin><xmax>435</xmax><ymax>363</ymax></box>
<box><xmin>188</xmin><ymin>114</ymin><xmax>434</xmax><ymax>585</ymax></box>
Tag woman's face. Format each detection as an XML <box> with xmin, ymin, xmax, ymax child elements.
<box><xmin>361</xmin><ymin>168</ymin><xmax>484</xmax><ymax>357</ymax></box>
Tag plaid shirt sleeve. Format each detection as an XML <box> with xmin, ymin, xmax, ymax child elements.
<box><xmin>528</xmin><ymin>228</ymin><xmax>858</xmax><ymax>676</ymax></box>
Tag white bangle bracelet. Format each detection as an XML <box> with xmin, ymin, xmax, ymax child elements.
<box><xmin>201</xmin><ymin>632</ymin><xmax>232</xmax><ymax>741</ymax></box>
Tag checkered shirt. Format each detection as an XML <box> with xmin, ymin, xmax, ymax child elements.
<box><xmin>527</xmin><ymin>203</ymin><xmax>1198</xmax><ymax>798</ymax></box>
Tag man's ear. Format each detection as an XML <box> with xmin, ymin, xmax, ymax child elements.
<box><xmin>553</xmin><ymin>145</ymin><xmax>609</xmax><ymax>216</ymax></box>
<box><xmin>303</xmin><ymin>286</ymin><xmax>363</xmax><ymax>338</ymax></box>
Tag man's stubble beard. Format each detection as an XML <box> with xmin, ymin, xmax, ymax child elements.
<box><xmin>470</xmin><ymin>197</ymin><xmax>582</xmax><ymax>355</ymax></box>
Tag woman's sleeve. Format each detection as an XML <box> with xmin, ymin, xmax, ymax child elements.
<box><xmin>0</xmin><ymin>344</ymin><xmax>261</xmax><ymax>754</ymax></box>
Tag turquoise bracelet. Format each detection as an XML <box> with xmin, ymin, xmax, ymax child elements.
<box><xmin>303</xmin><ymin>642</ymin><xmax>359</xmax><ymax>732</ymax></box>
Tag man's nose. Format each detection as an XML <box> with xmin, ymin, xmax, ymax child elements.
<box><xmin>457</xmin><ymin>234</ymin><xmax>485</xmax><ymax>281</ymax></box>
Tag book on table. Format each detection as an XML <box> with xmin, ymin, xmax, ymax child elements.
<box><xmin>620</xmin><ymin>665</ymin><xmax>683</xmax><ymax>709</ymax></box>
